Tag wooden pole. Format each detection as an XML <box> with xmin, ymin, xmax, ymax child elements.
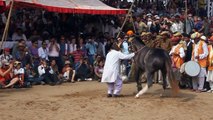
<box><xmin>116</xmin><ymin>0</ymin><xmax>135</xmax><ymax>38</ymax></box>
<box><xmin>0</xmin><ymin>0</ymin><xmax>14</xmax><ymax>49</ymax></box>
<box><xmin>185</xmin><ymin>0</ymin><xmax>188</xmax><ymax>33</ymax></box>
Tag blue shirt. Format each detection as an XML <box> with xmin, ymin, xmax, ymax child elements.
<box><xmin>121</xmin><ymin>41</ymin><xmax>129</xmax><ymax>54</ymax></box>
<box><xmin>85</xmin><ymin>42</ymin><xmax>97</xmax><ymax>55</ymax></box>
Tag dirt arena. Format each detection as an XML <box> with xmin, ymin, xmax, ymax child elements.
<box><xmin>0</xmin><ymin>81</ymin><xmax>213</xmax><ymax>120</ymax></box>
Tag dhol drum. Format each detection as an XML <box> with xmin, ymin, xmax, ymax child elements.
<box><xmin>180</xmin><ymin>61</ymin><xmax>201</xmax><ymax>77</ymax></box>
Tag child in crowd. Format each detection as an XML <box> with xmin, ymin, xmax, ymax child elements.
<box><xmin>62</xmin><ymin>60</ymin><xmax>75</xmax><ymax>83</ymax></box>
<box><xmin>94</xmin><ymin>59</ymin><xmax>104</xmax><ymax>82</ymax></box>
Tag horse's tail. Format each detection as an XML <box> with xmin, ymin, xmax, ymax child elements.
<box><xmin>165</xmin><ymin>55</ymin><xmax>179</xmax><ymax>96</ymax></box>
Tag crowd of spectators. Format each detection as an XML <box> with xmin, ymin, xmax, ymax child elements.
<box><xmin>0</xmin><ymin>0</ymin><xmax>213</xmax><ymax>92</ymax></box>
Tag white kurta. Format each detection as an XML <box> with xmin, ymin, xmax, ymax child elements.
<box><xmin>101</xmin><ymin>50</ymin><xmax>135</xmax><ymax>83</ymax></box>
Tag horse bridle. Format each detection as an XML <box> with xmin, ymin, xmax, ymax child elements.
<box><xmin>129</xmin><ymin>41</ymin><xmax>146</xmax><ymax>54</ymax></box>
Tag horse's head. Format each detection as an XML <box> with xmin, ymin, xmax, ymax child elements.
<box><xmin>128</xmin><ymin>35</ymin><xmax>145</xmax><ymax>52</ymax></box>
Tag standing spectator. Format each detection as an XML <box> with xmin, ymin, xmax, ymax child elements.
<box><xmin>12</xmin><ymin>28</ymin><xmax>27</xmax><ymax>41</ymax></box>
<box><xmin>71</xmin><ymin>45</ymin><xmax>85</xmax><ymax>65</ymax></box>
<box><xmin>184</xmin><ymin>33</ymin><xmax>194</xmax><ymax>62</ymax></box>
<box><xmin>185</xmin><ymin>14</ymin><xmax>194</xmax><ymax>35</ymax></box>
<box><xmin>85</xmin><ymin>37</ymin><xmax>97</xmax><ymax>65</ymax></box>
<box><xmin>207</xmin><ymin>37</ymin><xmax>213</xmax><ymax>93</ymax></box>
<box><xmin>38</xmin><ymin>41</ymin><xmax>49</xmax><ymax>61</ymax></box>
<box><xmin>194</xmin><ymin>16</ymin><xmax>204</xmax><ymax>33</ymax></box>
<box><xmin>169</xmin><ymin>33</ymin><xmax>185</xmax><ymax>84</ymax></box>
<box><xmin>69</xmin><ymin>36</ymin><xmax>77</xmax><ymax>53</ymax></box>
<box><xmin>59</xmin><ymin>35</ymin><xmax>69</xmax><ymax>67</ymax></box>
<box><xmin>29</xmin><ymin>40</ymin><xmax>40</xmax><ymax>67</ymax></box>
<box><xmin>105</xmin><ymin>39</ymin><xmax>113</xmax><ymax>55</ymax></box>
<box><xmin>170</xmin><ymin>15</ymin><xmax>184</xmax><ymax>33</ymax></box>
<box><xmin>47</xmin><ymin>36</ymin><xmax>60</xmax><ymax>70</ymax></box>
<box><xmin>191</xmin><ymin>34</ymin><xmax>208</xmax><ymax>92</ymax></box>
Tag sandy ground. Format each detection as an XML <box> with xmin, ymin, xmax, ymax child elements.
<box><xmin>0</xmin><ymin>81</ymin><xmax>213</xmax><ymax>120</ymax></box>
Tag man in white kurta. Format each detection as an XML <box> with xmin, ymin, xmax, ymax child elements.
<box><xmin>101</xmin><ymin>44</ymin><xmax>135</xmax><ymax>97</ymax></box>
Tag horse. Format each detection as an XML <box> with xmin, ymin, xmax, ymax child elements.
<box><xmin>129</xmin><ymin>36</ymin><xmax>179</xmax><ymax>98</ymax></box>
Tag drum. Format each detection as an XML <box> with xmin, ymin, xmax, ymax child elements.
<box><xmin>181</xmin><ymin>61</ymin><xmax>201</xmax><ymax>77</ymax></box>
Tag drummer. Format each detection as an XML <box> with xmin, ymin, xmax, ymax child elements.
<box><xmin>169</xmin><ymin>32</ymin><xmax>185</xmax><ymax>81</ymax></box>
<box><xmin>191</xmin><ymin>33</ymin><xmax>209</xmax><ymax>93</ymax></box>
<box><xmin>206</xmin><ymin>36</ymin><xmax>213</xmax><ymax>93</ymax></box>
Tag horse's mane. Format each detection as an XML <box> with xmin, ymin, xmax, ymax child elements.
<box><xmin>133</xmin><ymin>35</ymin><xmax>145</xmax><ymax>45</ymax></box>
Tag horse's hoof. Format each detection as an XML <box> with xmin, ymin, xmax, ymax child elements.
<box><xmin>135</xmin><ymin>95</ymin><xmax>140</xmax><ymax>99</ymax></box>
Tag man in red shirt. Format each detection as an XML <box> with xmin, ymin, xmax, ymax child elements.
<box><xmin>0</xmin><ymin>60</ymin><xmax>13</xmax><ymax>86</ymax></box>
<box><xmin>71</xmin><ymin>45</ymin><xmax>85</xmax><ymax>65</ymax></box>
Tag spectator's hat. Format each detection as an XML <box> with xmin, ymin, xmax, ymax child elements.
<box><xmin>126</xmin><ymin>30</ymin><xmax>134</xmax><ymax>36</ymax></box>
<box><xmin>155</xmin><ymin>35</ymin><xmax>163</xmax><ymax>40</ymax></box>
<box><xmin>191</xmin><ymin>32</ymin><xmax>201</xmax><ymax>39</ymax></box>
<box><xmin>14</xmin><ymin>61</ymin><xmax>21</xmax><ymax>67</ymax></box>
<box><xmin>4</xmin><ymin>48</ymin><xmax>10</xmax><ymax>52</ymax></box>
<box><xmin>173</xmin><ymin>32</ymin><xmax>182</xmax><ymax>37</ymax></box>
<box><xmin>140</xmin><ymin>32</ymin><xmax>147</xmax><ymax>36</ymax></box>
<box><xmin>160</xmin><ymin>31</ymin><xmax>170</xmax><ymax>36</ymax></box>
<box><xmin>146</xmin><ymin>32</ymin><xmax>152</xmax><ymax>36</ymax></box>
<box><xmin>65</xmin><ymin>60</ymin><xmax>71</xmax><ymax>65</ymax></box>
<box><xmin>200</xmin><ymin>36</ymin><xmax>207</xmax><ymax>41</ymax></box>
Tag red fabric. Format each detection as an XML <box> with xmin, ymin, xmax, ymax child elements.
<box><xmin>0</xmin><ymin>68</ymin><xmax>11</xmax><ymax>83</ymax></box>
<box><xmin>0</xmin><ymin>0</ymin><xmax>4</xmax><ymax>6</ymax></box>
<box><xmin>71</xmin><ymin>50</ymin><xmax>84</xmax><ymax>63</ymax></box>
<box><xmin>13</xmin><ymin>0</ymin><xmax>126</xmax><ymax>15</ymax></box>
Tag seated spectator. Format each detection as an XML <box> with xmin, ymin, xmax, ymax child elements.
<box><xmin>0</xmin><ymin>48</ymin><xmax>13</xmax><ymax>61</ymax></box>
<box><xmin>93</xmin><ymin>55</ymin><xmax>102</xmax><ymax>67</ymax></box>
<box><xmin>29</xmin><ymin>40</ymin><xmax>40</xmax><ymax>67</ymax></box>
<box><xmin>37</xmin><ymin>60</ymin><xmax>58</xmax><ymax>85</ymax></box>
<box><xmin>14</xmin><ymin>42</ymin><xmax>31</xmax><ymax>67</ymax></box>
<box><xmin>62</xmin><ymin>60</ymin><xmax>75</xmax><ymax>83</ymax></box>
<box><xmin>0</xmin><ymin>60</ymin><xmax>13</xmax><ymax>87</ymax></box>
<box><xmin>24</xmin><ymin>63</ymin><xmax>44</xmax><ymax>85</ymax></box>
<box><xmin>94</xmin><ymin>59</ymin><xmax>104</xmax><ymax>82</ymax></box>
<box><xmin>4</xmin><ymin>61</ymin><xmax>24</xmax><ymax>88</ymax></box>
<box><xmin>49</xmin><ymin>59</ymin><xmax>63</xmax><ymax>84</ymax></box>
<box><xmin>12</xmin><ymin>39</ymin><xmax>26</xmax><ymax>58</ymax></box>
<box><xmin>75</xmin><ymin>58</ymin><xmax>93</xmax><ymax>81</ymax></box>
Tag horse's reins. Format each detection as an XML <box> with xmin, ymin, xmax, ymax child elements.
<box><xmin>135</xmin><ymin>46</ymin><xmax>146</xmax><ymax>54</ymax></box>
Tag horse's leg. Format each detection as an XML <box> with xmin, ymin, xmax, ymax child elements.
<box><xmin>160</xmin><ymin>69</ymin><xmax>167</xmax><ymax>97</ymax></box>
<box><xmin>135</xmin><ymin>67</ymin><xmax>143</xmax><ymax>92</ymax></box>
<box><xmin>133</xmin><ymin>64</ymin><xmax>142</xmax><ymax>91</ymax></box>
<box><xmin>135</xmin><ymin>72</ymin><xmax>153</xmax><ymax>98</ymax></box>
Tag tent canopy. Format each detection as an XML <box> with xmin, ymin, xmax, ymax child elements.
<box><xmin>1</xmin><ymin>0</ymin><xmax>126</xmax><ymax>15</ymax></box>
